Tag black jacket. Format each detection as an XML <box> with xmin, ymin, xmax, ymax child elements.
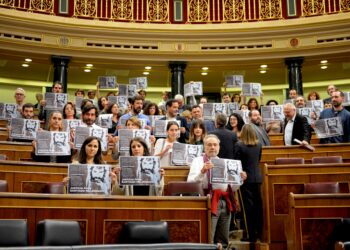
<box><xmin>283</xmin><ymin>113</ymin><xmax>311</xmax><ymax>145</ymax></box>
<box><xmin>209</xmin><ymin>127</ymin><xmax>237</xmax><ymax>159</ymax></box>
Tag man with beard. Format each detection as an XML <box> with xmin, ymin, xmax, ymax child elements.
<box><xmin>319</xmin><ymin>90</ymin><xmax>350</xmax><ymax>143</ymax></box>
<box><xmin>160</xmin><ymin>99</ymin><xmax>188</xmax><ymax>143</ymax></box>
<box><xmin>82</xmin><ymin>105</ymin><xmax>100</xmax><ymax>128</ymax></box>
<box><xmin>118</xmin><ymin>95</ymin><xmax>150</xmax><ymax>129</ymax></box>
<box><xmin>21</xmin><ymin>103</ymin><xmax>35</xmax><ymax>119</ymax></box>
<box><xmin>187</xmin><ymin>134</ymin><xmax>246</xmax><ymax>249</ymax></box>
<box><xmin>249</xmin><ymin>110</ymin><xmax>271</xmax><ymax>146</ymax></box>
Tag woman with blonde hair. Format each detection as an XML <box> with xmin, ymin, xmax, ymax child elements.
<box><xmin>233</xmin><ymin>123</ymin><xmax>263</xmax><ymax>243</ymax></box>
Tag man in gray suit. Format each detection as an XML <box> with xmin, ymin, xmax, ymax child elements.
<box><xmin>249</xmin><ymin>110</ymin><xmax>271</xmax><ymax>146</ymax></box>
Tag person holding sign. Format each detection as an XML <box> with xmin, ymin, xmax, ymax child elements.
<box><xmin>154</xmin><ymin>121</ymin><xmax>179</xmax><ymax>167</ymax></box>
<box><xmin>233</xmin><ymin>124</ymin><xmax>263</xmax><ymax>242</ymax></box>
<box><xmin>112</xmin><ymin>137</ymin><xmax>164</xmax><ymax>196</ymax></box>
<box><xmin>32</xmin><ymin>111</ymin><xmax>73</xmax><ymax>163</ymax></box>
<box><xmin>319</xmin><ymin>90</ymin><xmax>350</xmax><ymax>143</ymax></box>
<box><xmin>187</xmin><ymin>134</ymin><xmax>246</xmax><ymax>249</ymax></box>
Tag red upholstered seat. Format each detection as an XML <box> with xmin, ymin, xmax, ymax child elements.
<box><xmin>167</xmin><ymin>181</ymin><xmax>204</xmax><ymax>196</ymax></box>
<box><xmin>304</xmin><ymin>182</ymin><xmax>340</xmax><ymax>194</ymax></box>
<box><xmin>275</xmin><ymin>157</ymin><xmax>304</xmax><ymax>165</ymax></box>
<box><xmin>311</xmin><ymin>156</ymin><xmax>343</xmax><ymax>164</ymax></box>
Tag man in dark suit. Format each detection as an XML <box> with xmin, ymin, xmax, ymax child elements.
<box><xmin>283</xmin><ymin>103</ymin><xmax>311</xmax><ymax>145</ymax></box>
<box><xmin>209</xmin><ymin>113</ymin><xmax>237</xmax><ymax>159</ymax></box>
<box><xmin>160</xmin><ymin>99</ymin><xmax>189</xmax><ymax>143</ymax></box>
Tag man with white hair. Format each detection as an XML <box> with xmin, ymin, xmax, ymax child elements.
<box><xmin>187</xmin><ymin>134</ymin><xmax>246</xmax><ymax>249</ymax></box>
<box><xmin>283</xmin><ymin>103</ymin><xmax>311</xmax><ymax>145</ymax></box>
<box><xmin>14</xmin><ymin>88</ymin><xmax>26</xmax><ymax>111</ymax></box>
<box><xmin>174</xmin><ymin>94</ymin><xmax>190</xmax><ymax>114</ymax></box>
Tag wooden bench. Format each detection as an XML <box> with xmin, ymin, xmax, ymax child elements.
<box><xmin>285</xmin><ymin>193</ymin><xmax>350</xmax><ymax>250</ymax></box>
<box><xmin>262</xmin><ymin>163</ymin><xmax>350</xmax><ymax>250</ymax></box>
<box><xmin>0</xmin><ymin>192</ymin><xmax>210</xmax><ymax>245</ymax></box>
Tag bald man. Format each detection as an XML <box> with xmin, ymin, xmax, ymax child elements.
<box><xmin>283</xmin><ymin>103</ymin><xmax>311</xmax><ymax>145</ymax></box>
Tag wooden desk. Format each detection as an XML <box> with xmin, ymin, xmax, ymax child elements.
<box><xmin>262</xmin><ymin>163</ymin><xmax>350</xmax><ymax>250</ymax></box>
<box><xmin>0</xmin><ymin>141</ymin><xmax>33</xmax><ymax>160</ymax></box>
<box><xmin>0</xmin><ymin>160</ymin><xmax>190</xmax><ymax>193</ymax></box>
<box><xmin>0</xmin><ymin>193</ymin><xmax>211</xmax><ymax>245</ymax></box>
<box><xmin>285</xmin><ymin>193</ymin><xmax>350</xmax><ymax>250</ymax></box>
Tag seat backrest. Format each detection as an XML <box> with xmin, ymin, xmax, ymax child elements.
<box><xmin>275</xmin><ymin>157</ymin><xmax>305</xmax><ymax>165</ymax></box>
<box><xmin>167</xmin><ymin>181</ymin><xmax>204</xmax><ymax>196</ymax></box>
<box><xmin>36</xmin><ymin>220</ymin><xmax>82</xmax><ymax>246</ymax></box>
<box><xmin>311</xmin><ymin>156</ymin><xmax>343</xmax><ymax>164</ymax></box>
<box><xmin>45</xmin><ymin>182</ymin><xmax>65</xmax><ymax>194</ymax></box>
<box><xmin>0</xmin><ymin>180</ymin><xmax>8</xmax><ymax>192</ymax></box>
<box><xmin>304</xmin><ymin>182</ymin><xmax>340</xmax><ymax>194</ymax></box>
<box><xmin>0</xmin><ymin>219</ymin><xmax>28</xmax><ymax>246</ymax></box>
<box><xmin>120</xmin><ymin>221</ymin><xmax>169</xmax><ymax>244</ymax></box>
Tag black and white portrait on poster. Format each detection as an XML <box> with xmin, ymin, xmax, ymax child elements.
<box><xmin>120</xmin><ymin>156</ymin><xmax>160</xmax><ymax>185</ymax></box>
<box><xmin>210</xmin><ymin>158</ymin><xmax>242</xmax><ymax>186</ymax></box>
<box><xmin>68</xmin><ymin>164</ymin><xmax>111</xmax><ymax>195</ymax></box>
<box><xmin>98</xmin><ymin>76</ymin><xmax>116</xmax><ymax>89</ymax></box>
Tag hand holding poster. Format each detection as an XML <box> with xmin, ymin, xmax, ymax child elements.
<box><xmin>313</xmin><ymin>117</ymin><xmax>343</xmax><ymax>138</ymax></box>
<box><xmin>63</xmin><ymin>119</ymin><xmax>82</xmax><ymax>132</ymax></box>
<box><xmin>74</xmin><ymin>126</ymin><xmax>108</xmax><ymax>151</ymax></box>
<box><xmin>68</xmin><ymin>164</ymin><xmax>111</xmax><ymax>195</ymax></box>
<box><xmin>44</xmin><ymin>93</ymin><xmax>68</xmax><ymax>110</ymax></box>
<box><xmin>119</xmin><ymin>156</ymin><xmax>161</xmax><ymax>185</ymax></box>
<box><xmin>0</xmin><ymin>103</ymin><xmax>19</xmax><ymax>118</ymax></box>
<box><xmin>184</xmin><ymin>82</ymin><xmax>203</xmax><ymax>97</ymax></box>
<box><xmin>10</xmin><ymin>118</ymin><xmax>40</xmax><ymax>140</ymax></box>
<box><xmin>35</xmin><ymin>131</ymin><xmax>70</xmax><ymax>155</ymax></box>
<box><xmin>118</xmin><ymin>129</ymin><xmax>151</xmax><ymax>152</ymax></box>
<box><xmin>210</xmin><ymin>158</ymin><xmax>243</xmax><ymax>185</ymax></box>
<box><xmin>153</xmin><ymin>120</ymin><xmax>181</xmax><ymax>137</ymax></box>
<box><xmin>242</xmin><ymin>83</ymin><xmax>262</xmax><ymax>96</ymax></box>
<box><xmin>98</xmin><ymin>76</ymin><xmax>116</xmax><ymax>89</ymax></box>
<box><xmin>171</xmin><ymin>143</ymin><xmax>203</xmax><ymax>166</ymax></box>
<box><xmin>225</xmin><ymin>75</ymin><xmax>244</xmax><ymax>88</ymax></box>
<box><xmin>97</xmin><ymin>114</ymin><xmax>113</xmax><ymax>128</ymax></box>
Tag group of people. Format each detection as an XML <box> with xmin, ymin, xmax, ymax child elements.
<box><xmin>5</xmin><ymin>81</ymin><xmax>350</xmax><ymax>249</ymax></box>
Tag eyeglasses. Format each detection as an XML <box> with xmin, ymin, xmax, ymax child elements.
<box><xmin>15</xmin><ymin>93</ymin><xmax>24</xmax><ymax>96</ymax></box>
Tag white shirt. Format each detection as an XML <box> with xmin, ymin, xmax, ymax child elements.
<box><xmin>284</xmin><ymin>114</ymin><xmax>296</xmax><ymax>145</ymax></box>
<box><xmin>187</xmin><ymin>156</ymin><xmax>239</xmax><ymax>192</ymax></box>
<box><xmin>154</xmin><ymin>138</ymin><xmax>174</xmax><ymax>167</ymax></box>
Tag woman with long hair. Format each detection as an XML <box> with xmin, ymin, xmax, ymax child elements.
<box><xmin>63</xmin><ymin>102</ymin><xmax>77</xmax><ymax>120</ymax></box>
<box><xmin>105</xmin><ymin>103</ymin><xmax>121</xmax><ymax>134</ymax></box>
<box><xmin>112</xmin><ymin>137</ymin><xmax>164</xmax><ymax>196</ymax></box>
<box><xmin>226</xmin><ymin>113</ymin><xmax>244</xmax><ymax>137</ymax></box>
<box><xmin>188</xmin><ymin>119</ymin><xmax>207</xmax><ymax>145</ymax></box>
<box><xmin>233</xmin><ymin>124</ymin><xmax>263</xmax><ymax>242</ymax></box>
<box><xmin>143</xmin><ymin>102</ymin><xmax>160</xmax><ymax>116</ymax></box>
<box><xmin>247</xmin><ymin>98</ymin><xmax>259</xmax><ymax>111</ymax></box>
<box><xmin>77</xmin><ymin>136</ymin><xmax>104</xmax><ymax>164</ymax></box>
<box><xmin>154</xmin><ymin>121</ymin><xmax>179</xmax><ymax>167</ymax></box>
<box><xmin>97</xmin><ymin>96</ymin><xmax>109</xmax><ymax>114</ymax></box>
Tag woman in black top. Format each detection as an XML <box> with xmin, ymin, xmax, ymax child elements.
<box><xmin>233</xmin><ymin>123</ymin><xmax>263</xmax><ymax>242</ymax></box>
